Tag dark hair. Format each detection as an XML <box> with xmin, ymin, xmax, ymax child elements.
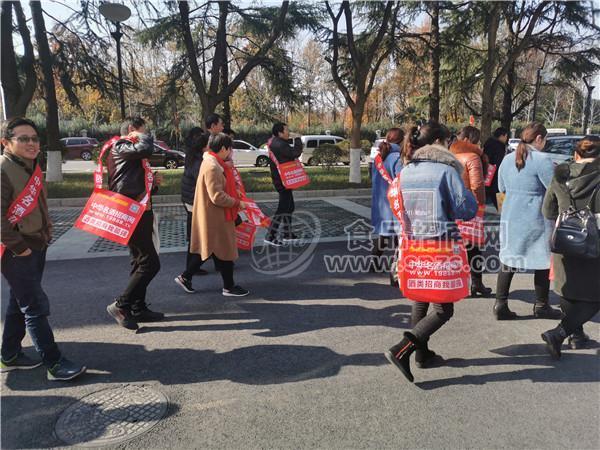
<box><xmin>493</xmin><ymin>127</ymin><xmax>509</xmax><ymax>139</ymax></box>
<box><xmin>2</xmin><ymin>117</ymin><xmax>39</xmax><ymax>140</ymax></box>
<box><xmin>223</xmin><ymin>128</ymin><xmax>235</xmax><ymax>137</ymax></box>
<box><xmin>402</xmin><ymin>121</ymin><xmax>450</xmax><ymax>163</ymax></box>
<box><xmin>458</xmin><ymin>126</ymin><xmax>480</xmax><ymax>145</ymax></box>
<box><xmin>208</xmin><ymin>133</ymin><xmax>233</xmax><ymax>153</ymax></box>
<box><xmin>120</xmin><ymin>116</ymin><xmax>145</xmax><ymax>136</ymax></box>
<box><xmin>272</xmin><ymin>122</ymin><xmax>287</xmax><ymax>137</ymax></box>
<box><xmin>515</xmin><ymin>122</ymin><xmax>547</xmax><ymax>171</ymax></box>
<box><xmin>205</xmin><ymin>114</ymin><xmax>222</xmax><ymax>130</ymax></box>
<box><xmin>185</xmin><ymin>127</ymin><xmax>209</xmax><ymax>154</ymax></box>
<box><xmin>575</xmin><ymin>135</ymin><xmax>600</xmax><ymax>159</ymax></box>
<box><xmin>379</xmin><ymin>127</ymin><xmax>404</xmax><ymax>161</ymax></box>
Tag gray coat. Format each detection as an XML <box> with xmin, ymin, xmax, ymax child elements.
<box><xmin>542</xmin><ymin>157</ymin><xmax>600</xmax><ymax>302</ymax></box>
<box><xmin>498</xmin><ymin>147</ymin><xmax>555</xmax><ymax>270</ymax></box>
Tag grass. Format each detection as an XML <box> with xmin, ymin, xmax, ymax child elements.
<box><xmin>45</xmin><ymin>166</ymin><xmax>372</xmax><ymax>198</ymax></box>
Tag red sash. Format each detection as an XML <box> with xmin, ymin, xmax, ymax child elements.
<box><xmin>484</xmin><ymin>164</ymin><xmax>497</xmax><ymax>187</ymax></box>
<box><xmin>0</xmin><ymin>162</ymin><xmax>44</xmax><ymax>257</ymax></box>
<box><xmin>268</xmin><ymin>147</ymin><xmax>310</xmax><ymax>190</ymax></box>
<box><xmin>74</xmin><ymin>136</ymin><xmax>153</xmax><ymax>245</ymax></box>
<box><xmin>374</xmin><ymin>154</ymin><xmax>394</xmax><ymax>185</ymax></box>
<box><xmin>231</xmin><ymin>166</ymin><xmax>270</xmax><ymax>250</ymax></box>
<box><xmin>387</xmin><ymin>174</ymin><xmax>470</xmax><ymax>303</ymax></box>
<box><xmin>456</xmin><ymin>205</ymin><xmax>485</xmax><ymax>246</ymax></box>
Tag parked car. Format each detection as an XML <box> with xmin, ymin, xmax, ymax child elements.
<box><xmin>508</xmin><ymin>138</ymin><xmax>520</xmax><ymax>152</ymax></box>
<box><xmin>232</xmin><ymin>140</ymin><xmax>270</xmax><ymax>167</ymax></box>
<box><xmin>149</xmin><ymin>140</ymin><xmax>185</xmax><ymax>169</ymax></box>
<box><xmin>544</xmin><ymin>135</ymin><xmax>598</xmax><ymax>165</ymax></box>
<box><xmin>546</xmin><ymin>127</ymin><xmax>568</xmax><ymax>137</ymax></box>
<box><xmin>299</xmin><ymin>135</ymin><xmax>346</xmax><ymax>165</ymax></box>
<box><xmin>369</xmin><ymin>139</ymin><xmax>385</xmax><ymax>163</ymax></box>
<box><xmin>60</xmin><ymin>137</ymin><xmax>99</xmax><ymax>161</ymax></box>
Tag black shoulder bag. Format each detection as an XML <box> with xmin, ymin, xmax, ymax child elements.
<box><xmin>550</xmin><ymin>179</ymin><xmax>600</xmax><ymax>259</ymax></box>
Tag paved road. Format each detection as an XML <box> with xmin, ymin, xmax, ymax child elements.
<box><xmin>1</xmin><ymin>241</ymin><xmax>599</xmax><ymax>449</ymax></box>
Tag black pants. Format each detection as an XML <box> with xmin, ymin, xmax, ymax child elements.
<box><xmin>411</xmin><ymin>302</ymin><xmax>454</xmax><ymax>342</ymax></box>
<box><xmin>1</xmin><ymin>249</ymin><xmax>61</xmax><ymax>366</ymax></box>
<box><xmin>486</xmin><ymin>188</ymin><xmax>498</xmax><ymax>210</ymax></box>
<box><xmin>495</xmin><ymin>264</ymin><xmax>549</xmax><ymax>303</ymax></box>
<box><xmin>184</xmin><ymin>210</ymin><xmax>205</xmax><ymax>274</ymax></box>
<box><xmin>466</xmin><ymin>243</ymin><xmax>484</xmax><ymax>281</ymax></box>
<box><xmin>560</xmin><ymin>298</ymin><xmax>600</xmax><ymax>336</ymax></box>
<box><xmin>116</xmin><ymin>210</ymin><xmax>160</xmax><ymax>311</ymax></box>
<box><xmin>183</xmin><ymin>254</ymin><xmax>234</xmax><ymax>289</ymax></box>
<box><xmin>267</xmin><ymin>189</ymin><xmax>295</xmax><ymax>239</ymax></box>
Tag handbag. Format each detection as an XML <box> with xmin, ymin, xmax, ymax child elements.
<box><xmin>550</xmin><ymin>181</ymin><xmax>599</xmax><ymax>259</ymax></box>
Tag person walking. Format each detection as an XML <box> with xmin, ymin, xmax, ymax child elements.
<box><xmin>541</xmin><ymin>136</ymin><xmax>600</xmax><ymax>357</ymax></box>
<box><xmin>106</xmin><ymin>116</ymin><xmax>164</xmax><ymax>330</ymax></box>
<box><xmin>190</xmin><ymin>133</ymin><xmax>249</xmax><ymax>297</ymax></box>
<box><xmin>205</xmin><ymin>113</ymin><xmax>224</xmax><ymax>136</ymax></box>
<box><xmin>494</xmin><ymin>122</ymin><xmax>562</xmax><ymax>320</ymax></box>
<box><xmin>175</xmin><ymin>129</ymin><xmax>210</xmax><ymax>293</ymax></box>
<box><xmin>450</xmin><ymin>125</ymin><xmax>493</xmax><ymax>297</ymax></box>
<box><xmin>370</xmin><ymin>128</ymin><xmax>403</xmax><ymax>275</ymax></box>
<box><xmin>0</xmin><ymin>117</ymin><xmax>86</xmax><ymax>380</ymax></box>
<box><xmin>264</xmin><ymin>122</ymin><xmax>303</xmax><ymax>246</ymax></box>
<box><xmin>385</xmin><ymin>122</ymin><xmax>478</xmax><ymax>382</ymax></box>
<box><xmin>483</xmin><ymin>127</ymin><xmax>509</xmax><ymax>210</ymax></box>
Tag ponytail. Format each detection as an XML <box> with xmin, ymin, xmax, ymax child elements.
<box><xmin>402</xmin><ymin>121</ymin><xmax>450</xmax><ymax>164</ymax></box>
<box><xmin>516</xmin><ymin>122</ymin><xmax>547</xmax><ymax>171</ymax></box>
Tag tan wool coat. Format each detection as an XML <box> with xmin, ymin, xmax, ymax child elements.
<box><xmin>190</xmin><ymin>153</ymin><xmax>240</xmax><ymax>261</ymax></box>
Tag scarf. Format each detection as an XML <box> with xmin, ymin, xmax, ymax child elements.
<box><xmin>208</xmin><ymin>151</ymin><xmax>238</xmax><ymax>221</ymax></box>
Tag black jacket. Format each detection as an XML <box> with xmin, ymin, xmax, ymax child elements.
<box><xmin>181</xmin><ymin>147</ymin><xmax>203</xmax><ymax>205</ymax></box>
<box><xmin>107</xmin><ymin>134</ymin><xmax>155</xmax><ymax>201</ymax></box>
<box><xmin>268</xmin><ymin>136</ymin><xmax>303</xmax><ymax>191</ymax></box>
<box><xmin>542</xmin><ymin>158</ymin><xmax>600</xmax><ymax>302</ymax></box>
<box><xmin>482</xmin><ymin>137</ymin><xmax>506</xmax><ymax>193</ymax></box>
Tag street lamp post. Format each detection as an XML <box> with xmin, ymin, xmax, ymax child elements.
<box><xmin>99</xmin><ymin>3</ymin><xmax>131</xmax><ymax>120</ymax></box>
<box><xmin>532</xmin><ymin>67</ymin><xmax>542</xmax><ymax>122</ymax></box>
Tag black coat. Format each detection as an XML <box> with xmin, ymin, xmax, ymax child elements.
<box><xmin>542</xmin><ymin>157</ymin><xmax>600</xmax><ymax>302</ymax></box>
<box><xmin>268</xmin><ymin>136</ymin><xmax>303</xmax><ymax>192</ymax></box>
<box><xmin>181</xmin><ymin>147</ymin><xmax>203</xmax><ymax>205</ymax></box>
<box><xmin>107</xmin><ymin>134</ymin><xmax>154</xmax><ymax>201</ymax></box>
<box><xmin>482</xmin><ymin>137</ymin><xmax>506</xmax><ymax>194</ymax></box>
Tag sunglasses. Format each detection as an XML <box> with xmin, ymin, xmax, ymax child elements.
<box><xmin>12</xmin><ymin>136</ymin><xmax>40</xmax><ymax>144</ymax></box>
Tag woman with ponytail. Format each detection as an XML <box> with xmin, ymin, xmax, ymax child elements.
<box><xmin>371</xmin><ymin>128</ymin><xmax>404</xmax><ymax>275</ymax></box>
<box><xmin>384</xmin><ymin>121</ymin><xmax>478</xmax><ymax>382</ymax></box>
<box><xmin>494</xmin><ymin>122</ymin><xmax>561</xmax><ymax>320</ymax></box>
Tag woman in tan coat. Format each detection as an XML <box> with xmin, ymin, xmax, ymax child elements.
<box><xmin>450</xmin><ymin>126</ymin><xmax>492</xmax><ymax>297</ymax></box>
<box><xmin>178</xmin><ymin>133</ymin><xmax>249</xmax><ymax>297</ymax></box>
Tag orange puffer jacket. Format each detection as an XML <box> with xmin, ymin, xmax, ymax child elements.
<box><xmin>450</xmin><ymin>140</ymin><xmax>485</xmax><ymax>205</ymax></box>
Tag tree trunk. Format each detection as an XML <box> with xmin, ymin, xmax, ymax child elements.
<box><xmin>31</xmin><ymin>1</ymin><xmax>62</xmax><ymax>182</ymax></box>
<box><xmin>480</xmin><ymin>6</ymin><xmax>501</xmax><ymax>142</ymax></box>
<box><xmin>500</xmin><ymin>62</ymin><xmax>515</xmax><ymax>130</ymax></box>
<box><xmin>349</xmin><ymin>105</ymin><xmax>363</xmax><ymax>184</ymax></box>
<box><xmin>582</xmin><ymin>78</ymin><xmax>595</xmax><ymax>134</ymax></box>
<box><xmin>428</xmin><ymin>1</ymin><xmax>440</xmax><ymax>122</ymax></box>
<box><xmin>222</xmin><ymin>54</ymin><xmax>231</xmax><ymax>129</ymax></box>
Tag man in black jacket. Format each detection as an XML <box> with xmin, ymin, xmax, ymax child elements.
<box><xmin>265</xmin><ymin>122</ymin><xmax>303</xmax><ymax>246</ymax></box>
<box><xmin>106</xmin><ymin>116</ymin><xmax>164</xmax><ymax>330</ymax></box>
<box><xmin>483</xmin><ymin>127</ymin><xmax>508</xmax><ymax>210</ymax></box>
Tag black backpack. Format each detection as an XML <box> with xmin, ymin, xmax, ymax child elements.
<box><xmin>550</xmin><ymin>180</ymin><xmax>600</xmax><ymax>259</ymax></box>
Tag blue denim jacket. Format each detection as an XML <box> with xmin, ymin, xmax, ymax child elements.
<box><xmin>399</xmin><ymin>144</ymin><xmax>478</xmax><ymax>240</ymax></box>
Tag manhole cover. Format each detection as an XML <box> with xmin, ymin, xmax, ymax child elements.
<box><xmin>55</xmin><ymin>385</ymin><xmax>168</xmax><ymax>447</ymax></box>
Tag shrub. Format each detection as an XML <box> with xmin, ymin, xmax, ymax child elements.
<box><xmin>312</xmin><ymin>143</ymin><xmax>342</xmax><ymax>170</ymax></box>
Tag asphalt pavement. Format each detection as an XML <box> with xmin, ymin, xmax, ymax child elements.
<box><xmin>1</xmin><ymin>241</ymin><xmax>599</xmax><ymax>449</ymax></box>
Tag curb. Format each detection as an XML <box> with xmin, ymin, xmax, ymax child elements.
<box><xmin>47</xmin><ymin>188</ymin><xmax>373</xmax><ymax>207</ymax></box>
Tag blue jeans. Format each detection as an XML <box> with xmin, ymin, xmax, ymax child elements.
<box><xmin>1</xmin><ymin>248</ymin><xmax>61</xmax><ymax>366</ymax></box>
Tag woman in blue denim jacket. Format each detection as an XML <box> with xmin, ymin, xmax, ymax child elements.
<box><xmin>385</xmin><ymin>122</ymin><xmax>478</xmax><ymax>383</ymax></box>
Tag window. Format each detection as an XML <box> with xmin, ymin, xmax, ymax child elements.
<box><xmin>306</xmin><ymin>139</ymin><xmax>318</xmax><ymax>148</ymax></box>
<box><xmin>546</xmin><ymin>139</ymin><xmax>573</xmax><ymax>156</ymax></box>
<box><xmin>319</xmin><ymin>139</ymin><xmax>335</xmax><ymax>146</ymax></box>
<box><xmin>234</xmin><ymin>141</ymin><xmax>250</xmax><ymax>150</ymax></box>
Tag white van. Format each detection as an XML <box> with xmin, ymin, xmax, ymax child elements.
<box><xmin>299</xmin><ymin>135</ymin><xmax>346</xmax><ymax>165</ymax></box>
<box><xmin>546</xmin><ymin>128</ymin><xmax>568</xmax><ymax>137</ymax></box>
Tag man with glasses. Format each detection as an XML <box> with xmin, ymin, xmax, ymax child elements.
<box><xmin>0</xmin><ymin>117</ymin><xmax>86</xmax><ymax>381</ymax></box>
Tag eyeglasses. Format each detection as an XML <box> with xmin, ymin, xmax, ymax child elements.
<box><xmin>12</xmin><ymin>136</ymin><xmax>40</xmax><ymax>144</ymax></box>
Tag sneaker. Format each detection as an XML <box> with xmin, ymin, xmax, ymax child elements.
<box><xmin>264</xmin><ymin>237</ymin><xmax>283</xmax><ymax>247</ymax></box>
<box><xmin>47</xmin><ymin>358</ymin><xmax>86</xmax><ymax>381</ymax></box>
<box><xmin>107</xmin><ymin>302</ymin><xmax>139</xmax><ymax>330</ymax></box>
<box><xmin>0</xmin><ymin>352</ymin><xmax>43</xmax><ymax>373</ymax></box>
<box><xmin>222</xmin><ymin>285</ymin><xmax>250</xmax><ymax>297</ymax></box>
<box><xmin>132</xmin><ymin>306</ymin><xmax>165</xmax><ymax>322</ymax></box>
<box><xmin>533</xmin><ymin>303</ymin><xmax>563</xmax><ymax>320</ymax></box>
<box><xmin>568</xmin><ymin>330</ymin><xmax>591</xmax><ymax>349</ymax></box>
<box><xmin>175</xmin><ymin>275</ymin><xmax>195</xmax><ymax>293</ymax></box>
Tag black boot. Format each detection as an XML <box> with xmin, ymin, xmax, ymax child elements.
<box><xmin>533</xmin><ymin>301</ymin><xmax>563</xmax><ymax>320</ymax></box>
<box><xmin>568</xmin><ymin>328</ymin><xmax>591</xmax><ymax>349</ymax></box>
<box><xmin>541</xmin><ymin>324</ymin><xmax>567</xmax><ymax>359</ymax></box>
<box><xmin>471</xmin><ymin>277</ymin><xmax>492</xmax><ymax>297</ymax></box>
<box><xmin>493</xmin><ymin>300</ymin><xmax>517</xmax><ymax>320</ymax></box>
<box><xmin>384</xmin><ymin>332</ymin><xmax>419</xmax><ymax>382</ymax></box>
<box><xmin>415</xmin><ymin>340</ymin><xmax>444</xmax><ymax>369</ymax></box>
